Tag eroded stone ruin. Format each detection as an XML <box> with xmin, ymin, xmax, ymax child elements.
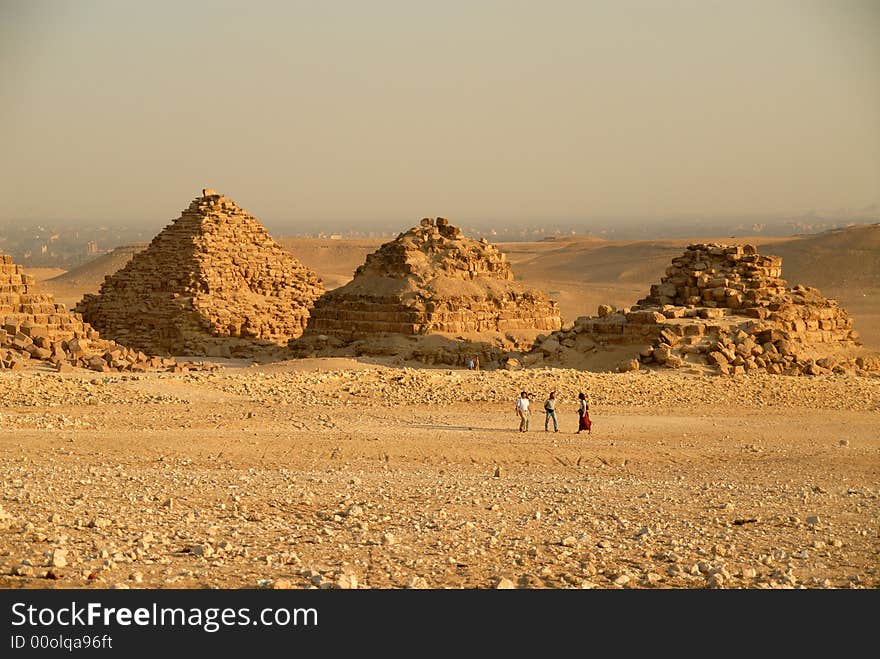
<box><xmin>77</xmin><ymin>189</ymin><xmax>324</xmax><ymax>357</ymax></box>
<box><xmin>0</xmin><ymin>255</ymin><xmax>183</xmax><ymax>372</ymax></box>
<box><xmin>537</xmin><ymin>243</ymin><xmax>876</xmax><ymax>376</ymax></box>
<box><xmin>303</xmin><ymin>217</ymin><xmax>561</xmax><ymax>341</ymax></box>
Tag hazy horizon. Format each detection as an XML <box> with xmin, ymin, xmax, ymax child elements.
<box><xmin>2</xmin><ymin>0</ymin><xmax>878</xmax><ymax>226</ymax></box>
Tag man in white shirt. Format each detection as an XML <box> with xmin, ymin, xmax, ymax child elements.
<box><xmin>515</xmin><ymin>391</ymin><xmax>531</xmax><ymax>432</ymax></box>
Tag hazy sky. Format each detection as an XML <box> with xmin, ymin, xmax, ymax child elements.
<box><xmin>1</xmin><ymin>0</ymin><xmax>878</xmax><ymax>226</ymax></box>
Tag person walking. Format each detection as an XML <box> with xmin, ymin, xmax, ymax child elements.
<box><xmin>543</xmin><ymin>391</ymin><xmax>558</xmax><ymax>432</ymax></box>
<box><xmin>576</xmin><ymin>392</ymin><xmax>592</xmax><ymax>434</ymax></box>
<box><xmin>515</xmin><ymin>391</ymin><xmax>531</xmax><ymax>432</ymax></box>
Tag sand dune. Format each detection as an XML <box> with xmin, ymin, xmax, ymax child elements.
<box><xmin>26</xmin><ymin>267</ymin><xmax>67</xmax><ymax>282</ymax></box>
<box><xmin>46</xmin><ymin>243</ymin><xmax>149</xmax><ymax>309</ymax></box>
<box><xmin>278</xmin><ymin>238</ymin><xmax>382</xmax><ymax>289</ymax></box>
<box><xmin>766</xmin><ymin>224</ymin><xmax>880</xmax><ymax>289</ymax></box>
<box><xmin>50</xmin><ymin>243</ymin><xmax>150</xmax><ymax>288</ymax></box>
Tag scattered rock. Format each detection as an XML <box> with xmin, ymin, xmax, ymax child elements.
<box><xmin>190</xmin><ymin>544</ymin><xmax>213</xmax><ymax>558</ymax></box>
<box><xmin>49</xmin><ymin>549</ymin><xmax>68</xmax><ymax>568</ymax></box>
<box><xmin>706</xmin><ymin>572</ymin><xmax>725</xmax><ymax>589</ymax></box>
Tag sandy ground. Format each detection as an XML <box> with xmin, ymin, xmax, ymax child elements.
<box><xmin>1</xmin><ymin>359</ymin><xmax>877</xmax><ymax>590</ymax></box>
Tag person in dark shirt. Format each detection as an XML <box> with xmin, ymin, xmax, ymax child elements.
<box><xmin>543</xmin><ymin>391</ymin><xmax>558</xmax><ymax>432</ymax></box>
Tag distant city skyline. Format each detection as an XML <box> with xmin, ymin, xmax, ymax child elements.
<box><xmin>1</xmin><ymin>1</ymin><xmax>878</xmax><ymax>226</ymax></box>
<box><xmin>2</xmin><ymin>209</ymin><xmax>872</xmax><ymax>272</ymax></box>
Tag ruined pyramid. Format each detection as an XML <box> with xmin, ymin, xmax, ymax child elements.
<box><xmin>535</xmin><ymin>243</ymin><xmax>877</xmax><ymax>376</ymax></box>
<box><xmin>304</xmin><ymin>217</ymin><xmax>561</xmax><ymax>340</ymax></box>
<box><xmin>77</xmin><ymin>189</ymin><xmax>324</xmax><ymax>356</ymax></box>
<box><xmin>0</xmin><ymin>254</ymin><xmax>175</xmax><ymax>372</ymax></box>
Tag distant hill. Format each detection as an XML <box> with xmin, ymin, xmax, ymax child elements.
<box><xmin>278</xmin><ymin>238</ymin><xmax>382</xmax><ymax>289</ymax></box>
<box><xmin>41</xmin><ymin>243</ymin><xmax>149</xmax><ymax>309</ymax></box>
<box><xmin>500</xmin><ymin>238</ymin><xmax>684</xmax><ymax>284</ymax></box>
<box><xmin>499</xmin><ymin>225</ymin><xmax>880</xmax><ymax>296</ymax></box>
<box><xmin>48</xmin><ymin>243</ymin><xmax>149</xmax><ymax>289</ymax></box>
<box><xmin>759</xmin><ymin>224</ymin><xmax>880</xmax><ymax>289</ymax></box>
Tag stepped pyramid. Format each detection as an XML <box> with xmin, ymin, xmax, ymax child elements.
<box><xmin>77</xmin><ymin>189</ymin><xmax>324</xmax><ymax>356</ymax></box>
<box><xmin>0</xmin><ymin>255</ymin><xmax>176</xmax><ymax>371</ymax></box>
<box><xmin>304</xmin><ymin>217</ymin><xmax>561</xmax><ymax>340</ymax></box>
<box><xmin>535</xmin><ymin>243</ymin><xmax>877</xmax><ymax>376</ymax></box>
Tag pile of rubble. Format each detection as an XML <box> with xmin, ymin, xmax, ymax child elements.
<box><xmin>301</xmin><ymin>217</ymin><xmax>561</xmax><ymax>343</ymax></box>
<box><xmin>535</xmin><ymin>243</ymin><xmax>878</xmax><ymax>376</ymax></box>
<box><xmin>0</xmin><ymin>255</ymin><xmax>199</xmax><ymax>372</ymax></box>
<box><xmin>77</xmin><ymin>189</ymin><xmax>324</xmax><ymax>357</ymax></box>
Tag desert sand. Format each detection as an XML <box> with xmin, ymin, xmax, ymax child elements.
<box><xmin>0</xmin><ymin>359</ymin><xmax>877</xmax><ymax>589</ymax></box>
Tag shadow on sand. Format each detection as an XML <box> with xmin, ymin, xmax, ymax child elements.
<box><xmin>407</xmin><ymin>423</ymin><xmax>502</xmax><ymax>432</ymax></box>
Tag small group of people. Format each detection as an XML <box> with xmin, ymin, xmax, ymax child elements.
<box><xmin>515</xmin><ymin>391</ymin><xmax>591</xmax><ymax>434</ymax></box>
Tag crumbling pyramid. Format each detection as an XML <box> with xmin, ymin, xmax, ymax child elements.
<box><xmin>0</xmin><ymin>255</ymin><xmax>178</xmax><ymax>372</ymax></box>
<box><xmin>637</xmin><ymin>243</ymin><xmax>788</xmax><ymax>310</ymax></box>
<box><xmin>304</xmin><ymin>218</ymin><xmax>561</xmax><ymax>340</ymax></box>
<box><xmin>538</xmin><ymin>243</ymin><xmax>876</xmax><ymax>376</ymax></box>
<box><xmin>77</xmin><ymin>189</ymin><xmax>324</xmax><ymax>356</ymax></box>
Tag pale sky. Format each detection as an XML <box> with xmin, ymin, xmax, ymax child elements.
<box><xmin>1</xmin><ymin>0</ymin><xmax>878</xmax><ymax>225</ymax></box>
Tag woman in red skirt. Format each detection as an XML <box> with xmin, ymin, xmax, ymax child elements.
<box><xmin>577</xmin><ymin>392</ymin><xmax>592</xmax><ymax>434</ymax></box>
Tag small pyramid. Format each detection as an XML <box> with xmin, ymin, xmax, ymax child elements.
<box><xmin>550</xmin><ymin>243</ymin><xmax>875</xmax><ymax>376</ymax></box>
<box><xmin>77</xmin><ymin>189</ymin><xmax>324</xmax><ymax>356</ymax></box>
<box><xmin>305</xmin><ymin>217</ymin><xmax>561</xmax><ymax>339</ymax></box>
